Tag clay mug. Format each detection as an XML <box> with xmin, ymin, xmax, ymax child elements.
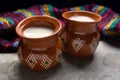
<box><xmin>61</xmin><ymin>11</ymin><xmax>102</xmax><ymax>58</ymax></box>
<box><xmin>16</xmin><ymin>15</ymin><xmax>62</xmax><ymax>71</ymax></box>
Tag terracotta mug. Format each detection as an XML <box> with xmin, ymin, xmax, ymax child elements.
<box><xmin>16</xmin><ymin>15</ymin><xmax>62</xmax><ymax>71</ymax></box>
<box><xmin>61</xmin><ymin>11</ymin><xmax>102</xmax><ymax>58</ymax></box>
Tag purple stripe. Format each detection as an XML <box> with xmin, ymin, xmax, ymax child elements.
<box><xmin>27</xmin><ymin>6</ymin><xmax>37</xmax><ymax>15</ymax></box>
<box><xmin>98</xmin><ymin>11</ymin><xmax>116</xmax><ymax>31</ymax></box>
<box><xmin>35</xmin><ymin>6</ymin><xmax>42</xmax><ymax>15</ymax></box>
<box><xmin>102</xmin><ymin>9</ymin><xmax>111</xmax><ymax>19</ymax></box>
<box><xmin>9</xmin><ymin>16</ymin><xmax>19</xmax><ymax>24</ymax></box>
<box><xmin>84</xmin><ymin>5</ymin><xmax>90</xmax><ymax>11</ymax></box>
<box><xmin>52</xmin><ymin>7</ymin><xmax>64</xmax><ymax>26</ymax></box>
<box><xmin>27</xmin><ymin>5</ymin><xmax>41</xmax><ymax>15</ymax></box>
<box><xmin>52</xmin><ymin>7</ymin><xmax>60</xmax><ymax>18</ymax></box>
<box><xmin>61</xmin><ymin>8</ymin><xmax>70</xmax><ymax>13</ymax></box>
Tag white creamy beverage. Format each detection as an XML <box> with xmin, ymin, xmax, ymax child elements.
<box><xmin>69</xmin><ymin>15</ymin><xmax>95</xmax><ymax>22</ymax></box>
<box><xmin>23</xmin><ymin>27</ymin><xmax>54</xmax><ymax>38</ymax></box>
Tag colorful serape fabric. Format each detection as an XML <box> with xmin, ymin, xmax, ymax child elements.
<box><xmin>0</xmin><ymin>4</ymin><xmax>120</xmax><ymax>52</ymax></box>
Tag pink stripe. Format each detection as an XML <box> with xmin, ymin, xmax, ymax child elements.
<box><xmin>59</xmin><ymin>19</ymin><xmax>65</xmax><ymax>27</ymax></box>
<box><xmin>27</xmin><ymin>6</ymin><xmax>36</xmax><ymax>15</ymax></box>
<box><xmin>36</xmin><ymin>6</ymin><xmax>42</xmax><ymax>15</ymax></box>
<box><xmin>102</xmin><ymin>9</ymin><xmax>111</xmax><ymax>19</ymax></box>
<box><xmin>98</xmin><ymin>10</ymin><xmax>116</xmax><ymax>31</ymax></box>
<box><xmin>30</xmin><ymin>5</ymin><xmax>41</xmax><ymax>15</ymax></box>
<box><xmin>84</xmin><ymin>5</ymin><xmax>90</xmax><ymax>11</ymax></box>
<box><xmin>8</xmin><ymin>12</ymin><xmax>20</xmax><ymax>23</ymax></box>
<box><xmin>52</xmin><ymin>7</ymin><xmax>59</xmax><ymax>18</ymax></box>
<box><xmin>52</xmin><ymin>7</ymin><xmax>65</xmax><ymax>26</ymax></box>
<box><xmin>62</xmin><ymin>8</ymin><xmax>70</xmax><ymax>12</ymax></box>
<box><xmin>98</xmin><ymin>22</ymin><xmax>108</xmax><ymax>31</ymax></box>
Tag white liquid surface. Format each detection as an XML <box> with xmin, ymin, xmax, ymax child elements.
<box><xmin>69</xmin><ymin>15</ymin><xmax>95</xmax><ymax>22</ymax></box>
<box><xmin>23</xmin><ymin>27</ymin><xmax>54</xmax><ymax>38</ymax></box>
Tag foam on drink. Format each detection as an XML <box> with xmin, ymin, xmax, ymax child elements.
<box><xmin>69</xmin><ymin>15</ymin><xmax>95</xmax><ymax>22</ymax></box>
<box><xmin>23</xmin><ymin>27</ymin><xmax>54</xmax><ymax>38</ymax></box>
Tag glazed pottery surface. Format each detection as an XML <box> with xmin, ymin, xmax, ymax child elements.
<box><xmin>16</xmin><ymin>16</ymin><xmax>62</xmax><ymax>71</ymax></box>
<box><xmin>62</xmin><ymin>11</ymin><xmax>102</xmax><ymax>58</ymax></box>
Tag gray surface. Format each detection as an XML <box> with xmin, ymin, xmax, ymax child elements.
<box><xmin>0</xmin><ymin>39</ymin><xmax>120</xmax><ymax>80</ymax></box>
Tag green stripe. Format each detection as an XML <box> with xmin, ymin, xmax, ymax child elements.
<box><xmin>110</xmin><ymin>18</ymin><xmax>120</xmax><ymax>31</ymax></box>
<box><xmin>47</xmin><ymin>5</ymin><xmax>55</xmax><ymax>17</ymax></box>
<box><xmin>6</xmin><ymin>18</ymin><xmax>15</xmax><ymax>26</ymax></box>
<box><xmin>99</xmin><ymin>7</ymin><xmax>108</xmax><ymax>15</ymax></box>
<box><xmin>23</xmin><ymin>9</ymin><xmax>35</xmax><ymax>16</ymax></box>
<box><xmin>79</xmin><ymin>6</ymin><xmax>85</xmax><ymax>10</ymax></box>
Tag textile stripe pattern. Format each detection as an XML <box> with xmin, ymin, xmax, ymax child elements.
<box><xmin>0</xmin><ymin>4</ymin><xmax>120</xmax><ymax>52</ymax></box>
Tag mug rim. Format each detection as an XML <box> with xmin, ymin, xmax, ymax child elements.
<box><xmin>16</xmin><ymin>15</ymin><xmax>62</xmax><ymax>40</ymax></box>
<box><xmin>62</xmin><ymin>11</ymin><xmax>102</xmax><ymax>23</ymax></box>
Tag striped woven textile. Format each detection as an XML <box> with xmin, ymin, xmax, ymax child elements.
<box><xmin>0</xmin><ymin>4</ymin><xmax>120</xmax><ymax>52</ymax></box>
